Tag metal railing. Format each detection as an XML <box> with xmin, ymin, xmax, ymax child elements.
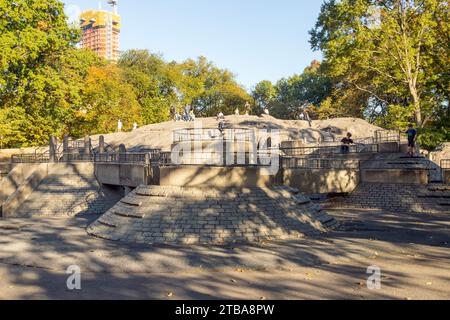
<box><xmin>374</xmin><ymin>130</ymin><xmax>401</xmax><ymax>143</ymax></box>
<box><xmin>11</xmin><ymin>154</ymin><xmax>51</xmax><ymax>163</ymax></box>
<box><xmin>173</xmin><ymin>128</ymin><xmax>255</xmax><ymax>142</ymax></box>
<box><xmin>94</xmin><ymin>153</ymin><xmax>152</xmax><ymax>165</ymax></box>
<box><xmin>11</xmin><ymin>153</ymin><xmax>94</xmax><ymax>163</ymax></box>
<box><xmin>158</xmin><ymin>150</ymin><xmax>277</xmax><ymax>167</ymax></box>
<box><xmin>359</xmin><ymin>159</ymin><xmax>433</xmax><ymax>170</ymax></box>
<box><xmin>441</xmin><ymin>159</ymin><xmax>450</xmax><ymax>169</ymax></box>
<box><xmin>281</xmin><ymin>143</ymin><xmax>379</xmax><ymax>157</ymax></box>
<box><xmin>281</xmin><ymin>157</ymin><xmax>360</xmax><ymax>169</ymax></box>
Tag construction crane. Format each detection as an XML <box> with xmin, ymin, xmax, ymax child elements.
<box><xmin>107</xmin><ymin>0</ymin><xmax>118</xmax><ymax>14</ymax></box>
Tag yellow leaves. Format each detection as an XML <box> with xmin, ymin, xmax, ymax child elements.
<box><xmin>37</xmin><ymin>21</ymin><xmax>48</xmax><ymax>31</ymax></box>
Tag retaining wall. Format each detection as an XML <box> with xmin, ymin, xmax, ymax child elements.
<box><xmin>282</xmin><ymin>168</ymin><xmax>360</xmax><ymax>194</ymax></box>
<box><xmin>1</xmin><ymin>163</ymin><xmax>97</xmax><ymax>218</ymax></box>
<box><xmin>361</xmin><ymin>169</ymin><xmax>428</xmax><ymax>184</ymax></box>
<box><xmin>158</xmin><ymin>166</ymin><xmax>279</xmax><ymax>188</ymax></box>
<box><xmin>444</xmin><ymin>170</ymin><xmax>450</xmax><ymax>184</ymax></box>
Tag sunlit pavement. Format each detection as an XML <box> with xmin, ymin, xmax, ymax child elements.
<box><xmin>0</xmin><ymin>209</ymin><xmax>449</xmax><ymax>300</ymax></box>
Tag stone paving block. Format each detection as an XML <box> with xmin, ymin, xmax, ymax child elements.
<box><xmin>88</xmin><ymin>185</ymin><xmax>338</xmax><ymax>245</ymax></box>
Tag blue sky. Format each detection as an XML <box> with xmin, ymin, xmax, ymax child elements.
<box><xmin>63</xmin><ymin>0</ymin><xmax>324</xmax><ymax>89</ymax></box>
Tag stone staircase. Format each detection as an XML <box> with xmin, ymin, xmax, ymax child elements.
<box><xmin>88</xmin><ymin>185</ymin><xmax>338</xmax><ymax>245</ymax></box>
<box><xmin>325</xmin><ymin>183</ymin><xmax>450</xmax><ymax>214</ymax></box>
<box><xmin>16</xmin><ymin>174</ymin><xmax>122</xmax><ymax>218</ymax></box>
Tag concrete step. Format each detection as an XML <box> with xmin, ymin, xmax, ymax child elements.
<box><xmin>88</xmin><ymin>185</ymin><xmax>337</xmax><ymax>245</ymax></box>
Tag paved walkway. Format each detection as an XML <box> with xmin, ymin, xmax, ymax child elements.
<box><xmin>0</xmin><ymin>209</ymin><xmax>449</xmax><ymax>299</ymax></box>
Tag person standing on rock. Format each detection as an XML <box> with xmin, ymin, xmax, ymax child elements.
<box><xmin>244</xmin><ymin>101</ymin><xmax>251</xmax><ymax>116</ymax></box>
<box><xmin>170</xmin><ymin>105</ymin><xmax>177</xmax><ymax>121</ymax></box>
<box><xmin>189</xmin><ymin>109</ymin><xmax>196</xmax><ymax>121</ymax></box>
<box><xmin>217</xmin><ymin>112</ymin><xmax>225</xmax><ymax>134</ymax></box>
<box><xmin>304</xmin><ymin>110</ymin><xmax>312</xmax><ymax>127</ymax></box>
<box><xmin>406</xmin><ymin>124</ymin><xmax>418</xmax><ymax>158</ymax></box>
<box><xmin>184</xmin><ymin>104</ymin><xmax>191</xmax><ymax>122</ymax></box>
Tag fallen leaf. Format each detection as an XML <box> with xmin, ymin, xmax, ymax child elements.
<box><xmin>230</xmin><ymin>279</ymin><xmax>237</xmax><ymax>283</ymax></box>
<box><xmin>260</xmin><ymin>296</ymin><xmax>266</xmax><ymax>300</ymax></box>
<box><xmin>167</xmin><ymin>292</ymin><xmax>173</xmax><ymax>297</ymax></box>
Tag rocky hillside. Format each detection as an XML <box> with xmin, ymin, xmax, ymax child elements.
<box><xmin>92</xmin><ymin>115</ymin><xmax>383</xmax><ymax>151</ymax></box>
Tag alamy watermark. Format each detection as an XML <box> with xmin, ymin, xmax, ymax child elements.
<box><xmin>171</xmin><ymin>121</ymin><xmax>280</xmax><ymax>176</ymax></box>
<box><xmin>66</xmin><ymin>265</ymin><xmax>81</xmax><ymax>290</ymax></box>
<box><xmin>367</xmin><ymin>265</ymin><xmax>381</xmax><ymax>290</ymax></box>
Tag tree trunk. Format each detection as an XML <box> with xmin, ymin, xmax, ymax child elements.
<box><xmin>410</xmin><ymin>85</ymin><xmax>422</xmax><ymax>127</ymax></box>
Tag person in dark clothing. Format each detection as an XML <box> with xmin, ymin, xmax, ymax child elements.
<box><xmin>341</xmin><ymin>132</ymin><xmax>354</xmax><ymax>154</ymax></box>
<box><xmin>170</xmin><ymin>105</ymin><xmax>176</xmax><ymax>121</ymax></box>
<box><xmin>406</xmin><ymin>124</ymin><xmax>418</xmax><ymax>157</ymax></box>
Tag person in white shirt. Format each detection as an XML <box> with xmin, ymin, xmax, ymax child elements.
<box><xmin>133</xmin><ymin>122</ymin><xmax>138</xmax><ymax>131</ymax></box>
<box><xmin>189</xmin><ymin>110</ymin><xmax>196</xmax><ymax>121</ymax></box>
<box><xmin>118</xmin><ymin>119</ymin><xmax>123</xmax><ymax>132</ymax></box>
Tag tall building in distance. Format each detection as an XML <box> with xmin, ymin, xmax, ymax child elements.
<box><xmin>80</xmin><ymin>1</ymin><xmax>120</xmax><ymax>61</ymax></box>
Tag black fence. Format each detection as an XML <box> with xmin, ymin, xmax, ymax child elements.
<box><xmin>173</xmin><ymin>128</ymin><xmax>255</xmax><ymax>143</ymax></box>
<box><xmin>374</xmin><ymin>130</ymin><xmax>401</xmax><ymax>143</ymax></box>
<box><xmin>441</xmin><ymin>159</ymin><xmax>450</xmax><ymax>170</ymax></box>
<box><xmin>93</xmin><ymin>153</ymin><xmax>152</xmax><ymax>165</ymax></box>
<box><xmin>11</xmin><ymin>153</ymin><xmax>94</xmax><ymax>163</ymax></box>
<box><xmin>281</xmin><ymin>143</ymin><xmax>379</xmax><ymax>157</ymax></box>
<box><xmin>281</xmin><ymin>157</ymin><xmax>360</xmax><ymax>169</ymax></box>
<box><xmin>158</xmin><ymin>150</ymin><xmax>277</xmax><ymax>167</ymax></box>
<box><xmin>359</xmin><ymin>159</ymin><xmax>433</xmax><ymax>170</ymax></box>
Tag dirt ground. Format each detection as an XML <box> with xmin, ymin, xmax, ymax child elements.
<box><xmin>0</xmin><ymin>208</ymin><xmax>449</xmax><ymax>300</ymax></box>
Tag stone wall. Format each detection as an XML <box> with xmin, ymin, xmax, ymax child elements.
<box><xmin>87</xmin><ymin>185</ymin><xmax>338</xmax><ymax>245</ymax></box>
<box><xmin>282</xmin><ymin>169</ymin><xmax>360</xmax><ymax>194</ymax></box>
<box><xmin>361</xmin><ymin>169</ymin><xmax>428</xmax><ymax>184</ymax></box>
<box><xmin>16</xmin><ymin>174</ymin><xmax>122</xmax><ymax>218</ymax></box>
<box><xmin>325</xmin><ymin>183</ymin><xmax>450</xmax><ymax>214</ymax></box>
<box><xmin>3</xmin><ymin>163</ymin><xmax>122</xmax><ymax>218</ymax></box>
<box><xmin>0</xmin><ymin>163</ymin><xmax>44</xmax><ymax>205</ymax></box>
<box><xmin>158</xmin><ymin>166</ymin><xmax>280</xmax><ymax>188</ymax></box>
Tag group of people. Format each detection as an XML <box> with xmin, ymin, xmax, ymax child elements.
<box><xmin>122</xmin><ymin>104</ymin><xmax>419</xmax><ymax>158</ymax></box>
<box><xmin>170</xmin><ymin>105</ymin><xmax>196</xmax><ymax>122</ymax></box>
<box><xmin>117</xmin><ymin>120</ymin><xmax>138</xmax><ymax>132</ymax></box>
<box><xmin>340</xmin><ymin>124</ymin><xmax>418</xmax><ymax>157</ymax></box>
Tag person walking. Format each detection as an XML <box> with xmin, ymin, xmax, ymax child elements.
<box><xmin>133</xmin><ymin>122</ymin><xmax>138</xmax><ymax>131</ymax></box>
<box><xmin>406</xmin><ymin>124</ymin><xmax>418</xmax><ymax>157</ymax></box>
<box><xmin>117</xmin><ymin>119</ymin><xmax>123</xmax><ymax>133</ymax></box>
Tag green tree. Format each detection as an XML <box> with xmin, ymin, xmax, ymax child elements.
<box><xmin>310</xmin><ymin>0</ymin><xmax>448</xmax><ymax>127</ymax></box>
<box><xmin>271</xmin><ymin>61</ymin><xmax>333</xmax><ymax>119</ymax></box>
<box><xmin>252</xmin><ymin>80</ymin><xmax>276</xmax><ymax>112</ymax></box>
<box><xmin>71</xmin><ymin>65</ymin><xmax>142</xmax><ymax>136</ymax></box>
<box><xmin>0</xmin><ymin>0</ymin><xmax>82</xmax><ymax>147</ymax></box>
